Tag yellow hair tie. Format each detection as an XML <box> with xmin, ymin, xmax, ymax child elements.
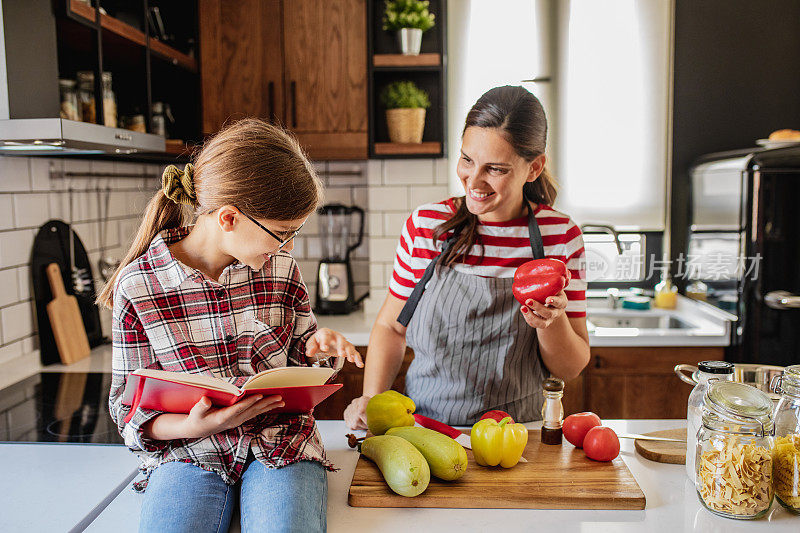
<box><xmin>161</xmin><ymin>164</ymin><xmax>197</xmax><ymax>207</ymax></box>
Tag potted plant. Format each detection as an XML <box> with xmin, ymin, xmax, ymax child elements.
<box><xmin>380</xmin><ymin>81</ymin><xmax>430</xmax><ymax>144</ymax></box>
<box><xmin>382</xmin><ymin>0</ymin><xmax>436</xmax><ymax>56</ymax></box>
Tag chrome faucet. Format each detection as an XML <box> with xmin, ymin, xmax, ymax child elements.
<box><xmin>606</xmin><ymin>287</ymin><xmax>621</xmax><ymax>309</ymax></box>
<box><xmin>579</xmin><ymin>223</ymin><xmax>623</xmax><ymax>255</ymax></box>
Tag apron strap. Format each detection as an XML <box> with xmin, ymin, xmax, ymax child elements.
<box><xmin>397</xmin><ymin>235</ymin><xmax>455</xmax><ymax>327</ymax></box>
<box><xmin>397</xmin><ymin>203</ymin><xmax>544</xmax><ymax>327</ymax></box>
<box><xmin>527</xmin><ymin>203</ymin><xmax>545</xmax><ymax>259</ymax></box>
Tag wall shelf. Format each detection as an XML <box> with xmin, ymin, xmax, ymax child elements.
<box><xmin>67</xmin><ymin>0</ymin><xmax>198</xmax><ymax>73</ymax></box>
<box><xmin>367</xmin><ymin>1</ymin><xmax>446</xmax><ymax>159</ymax></box>
<box><xmin>373</xmin><ymin>53</ymin><xmax>441</xmax><ymax>68</ymax></box>
<box><xmin>374</xmin><ymin>142</ymin><xmax>442</xmax><ymax>156</ymax></box>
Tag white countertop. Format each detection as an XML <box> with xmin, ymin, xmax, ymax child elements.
<box><xmin>79</xmin><ymin>419</ymin><xmax>798</xmax><ymax>533</ymax></box>
<box><xmin>0</xmin><ymin>443</ymin><xmax>140</xmax><ymax>532</ymax></box>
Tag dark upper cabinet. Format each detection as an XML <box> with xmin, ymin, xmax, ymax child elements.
<box><xmin>199</xmin><ymin>0</ymin><xmax>367</xmax><ymax>160</ymax></box>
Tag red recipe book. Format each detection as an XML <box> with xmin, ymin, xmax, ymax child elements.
<box><xmin>121</xmin><ymin>366</ymin><xmax>342</xmax><ymax>423</ymax></box>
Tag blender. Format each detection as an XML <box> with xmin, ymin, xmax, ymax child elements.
<box><xmin>315</xmin><ymin>204</ymin><xmax>366</xmax><ymax>314</ymax></box>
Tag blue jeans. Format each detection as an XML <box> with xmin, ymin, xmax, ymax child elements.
<box><xmin>138</xmin><ymin>455</ymin><xmax>327</xmax><ymax>533</ymax></box>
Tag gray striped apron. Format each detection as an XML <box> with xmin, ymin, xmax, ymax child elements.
<box><xmin>397</xmin><ymin>205</ymin><xmax>547</xmax><ymax>425</ymax></box>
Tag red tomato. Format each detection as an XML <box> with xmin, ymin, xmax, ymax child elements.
<box><xmin>562</xmin><ymin>412</ymin><xmax>602</xmax><ymax>448</ymax></box>
<box><xmin>480</xmin><ymin>410</ymin><xmax>513</xmax><ymax>423</ymax></box>
<box><xmin>583</xmin><ymin>426</ymin><xmax>620</xmax><ymax>462</ymax></box>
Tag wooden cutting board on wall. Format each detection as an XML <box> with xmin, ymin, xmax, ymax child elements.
<box><xmin>348</xmin><ymin>430</ymin><xmax>646</xmax><ymax>510</ymax></box>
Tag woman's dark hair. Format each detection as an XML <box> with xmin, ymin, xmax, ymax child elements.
<box><xmin>434</xmin><ymin>86</ymin><xmax>557</xmax><ymax>267</ymax></box>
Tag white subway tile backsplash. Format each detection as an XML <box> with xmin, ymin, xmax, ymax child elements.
<box><xmin>352</xmin><ymin>186</ymin><xmax>368</xmax><ymax>209</ymax></box>
<box><xmin>326</xmin><ymin>161</ymin><xmax>368</xmax><ymax>186</ymax></box>
<box><xmin>368</xmin><ymin>213</ymin><xmax>383</xmax><ymax>237</ymax></box>
<box><xmin>306</xmin><ymin>238</ymin><xmax>322</xmax><ymax>260</ymax></box>
<box><xmin>16</xmin><ymin>266</ymin><xmax>30</xmax><ymax>302</ymax></box>
<box><xmin>364</xmin><ymin>289</ymin><xmax>388</xmax><ymax>315</ymax></box>
<box><xmin>48</xmin><ymin>193</ymin><xmax>68</xmax><ymax>221</ymax></box>
<box><xmin>367</xmin><ymin>160</ymin><xmax>383</xmax><ymax>185</ymax></box>
<box><xmin>409</xmin><ymin>185</ymin><xmax>449</xmax><ymax>209</ymax></box>
<box><xmin>384</xmin><ymin>159</ymin><xmax>435</xmax><ymax>185</ymax></box>
<box><xmin>434</xmin><ymin>158</ymin><xmax>451</xmax><ymax>186</ymax></box>
<box><xmin>13</xmin><ymin>193</ymin><xmax>50</xmax><ymax>229</ymax></box>
<box><xmin>383</xmin><ymin>212</ymin><xmax>409</xmax><ymax>239</ymax></box>
<box><xmin>73</xmin><ymin>221</ymin><xmax>100</xmax><ymax>252</ymax></box>
<box><xmin>368</xmin><ymin>186</ymin><xmax>409</xmax><ymax>212</ymax></box>
<box><xmin>0</xmin><ymin>157</ymin><xmax>31</xmax><ymax>192</ymax></box>
<box><xmin>29</xmin><ymin>158</ymin><xmax>61</xmax><ymax>191</ymax></box>
<box><xmin>0</xmin><ymin>229</ymin><xmax>34</xmax><ymax>268</ymax></box>
<box><xmin>371</xmin><ymin>237</ymin><xmax>400</xmax><ymax>261</ymax></box>
<box><xmin>0</xmin><ymin>268</ymin><xmax>19</xmax><ymax>307</ymax></box>
<box><xmin>1</xmin><ymin>301</ymin><xmax>34</xmax><ymax>343</ymax></box>
<box><xmin>321</xmin><ymin>186</ymin><xmax>352</xmax><ymax>206</ymax></box>
<box><xmin>118</xmin><ymin>218</ymin><xmax>141</xmax><ymax>248</ymax></box>
<box><xmin>369</xmin><ymin>262</ymin><xmax>386</xmax><ymax>289</ymax></box>
<box><xmin>0</xmin><ymin>197</ymin><xmax>14</xmax><ymax>230</ymax></box>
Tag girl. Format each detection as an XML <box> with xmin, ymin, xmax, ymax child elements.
<box><xmin>345</xmin><ymin>86</ymin><xmax>590</xmax><ymax>428</ymax></box>
<box><xmin>99</xmin><ymin>118</ymin><xmax>361</xmax><ymax>532</ymax></box>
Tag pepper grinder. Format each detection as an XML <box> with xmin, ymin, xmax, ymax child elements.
<box><xmin>541</xmin><ymin>377</ymin><xmax>565</xmax><ymax>445</ymax></box>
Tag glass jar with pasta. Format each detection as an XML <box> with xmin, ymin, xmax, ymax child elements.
<box><xmin>772</xmin><ymin>364</ymin><xmax>800</xmax><ymax>514</ymax></box>
<box><xmin>696</xmin><ymin>381</ymin><xmax>774</xmax><ymax>519</ymax></box>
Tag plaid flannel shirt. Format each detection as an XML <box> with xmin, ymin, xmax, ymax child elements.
<box><xmin>109</xmin><ymin>227</ymin><xmax>342</xmax><ymax>488</ymax></box>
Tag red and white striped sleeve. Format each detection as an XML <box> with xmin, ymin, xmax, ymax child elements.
<box><xmin>562</xmin><ymin>218</ymin><xmax>587</xmax><ymax>318</ymax></box>
<box><xmin>389</xmin><ymin>210</ymin><xmax>424</xmax><ymax>300</ymax></box>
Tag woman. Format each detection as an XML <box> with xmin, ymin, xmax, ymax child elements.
<box><xmin>345</xmin><ymin>86</ymin><xmax>590</xmax><ymax>428</ymax></box>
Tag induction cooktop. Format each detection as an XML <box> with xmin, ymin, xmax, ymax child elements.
<box><xmin>0</xmin><ymin>372</ymin><xmax>123</xmax><ymax>444</ymax></box>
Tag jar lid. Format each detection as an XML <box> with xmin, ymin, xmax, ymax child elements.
<box><xmin>59</xmin><ymin>79</ymin><xmax>76</xmax><ymax>87</ymax></box>
<box><xmin>780</xmin><ymin>364</ymin><xmax>800</xmax><ymax>394</ymax></box>
<box><xmin>704</xmin><ymin>381</ymin><xmax>773</xmax><ymax>435</ymax></box>
<box><xmin>698</xmin><ymin>360</ymin><xmax>734</xmax><ymax>374</ymax></box>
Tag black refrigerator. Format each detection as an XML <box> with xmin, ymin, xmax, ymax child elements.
<box><xmin>689</xmin><ymin>145</ymin><xmax>800</xmax><ymax>366</ymax></box>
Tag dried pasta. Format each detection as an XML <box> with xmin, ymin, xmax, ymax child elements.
<box><xmin>773</xmin><ymin>434</ymin><xmax>800</xmax><ymax>511</ymax></box>
<box><xmin>697</xmin><ymin>437</ymin><xmax>772</xmax><ymax>516</ymax></box>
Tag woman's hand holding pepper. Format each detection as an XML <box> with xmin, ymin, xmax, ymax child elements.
<box><xmin>520</xmin><ymin>290</ymin><xmax>569</xmax><ymax>329</ymax></box>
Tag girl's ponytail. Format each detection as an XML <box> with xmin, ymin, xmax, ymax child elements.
<box><xmin>96</xmin><ymin>165</ymin><xmax>191</xmax><ymax>309</ymax></box>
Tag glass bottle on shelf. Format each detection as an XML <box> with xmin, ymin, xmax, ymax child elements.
<box><xmin>101</xmin><ymin>72</ymin><xmax>117</xmax><ymax>128</ymax></box>
<box><xmin>772</xmin><ymin>364</ymin><xmax>800</xmax><ymax>514</ymax></box>
<box><xmin>58</xmin><ymin>79</ymin><xmax>79</xmax><ymax>121</ymax></box>
<box><xmin>695</xmin><ymin>381</ymin><xmax>774</xmax><ymax>520</ymax></box>
<box><xmin>76</xmin><ymin>71</ymin><xmax>96</xmax><ymax>123</ymax></box>
<box><xmin>151</xmin><ymin>101</ymin><xmax>176</xmax><ymax>137</ymax></box>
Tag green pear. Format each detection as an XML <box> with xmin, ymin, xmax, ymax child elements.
<box><xmin>366</xmin><ymin>390</ymin><xmax>415</xmax><ymax>435</ymax></box>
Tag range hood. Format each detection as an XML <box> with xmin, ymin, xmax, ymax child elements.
<box><xmin>0</xmin><ymin>0</ymin><xmax>166</xmax><ymax>156</ymax></box>
<box><xmin>0</xmin><ymin>118</ymin><xmax>165</xmax><ymax>155</ymax></box>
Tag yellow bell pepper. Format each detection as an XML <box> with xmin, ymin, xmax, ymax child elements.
<box><xmin>470</xmin><ymin>416</ymin><xmax>529</xmax><ymax>468</ymax></box>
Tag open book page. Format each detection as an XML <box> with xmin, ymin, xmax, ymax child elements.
<box><xmin>243</xmin><ymin>366</ymin><xmax>336</xmax><ymax>389</ymax></box>
<box><xmin>131</xmin><ymin>368</ymin><xmax>241</xmax><ymax>395</ymax></box>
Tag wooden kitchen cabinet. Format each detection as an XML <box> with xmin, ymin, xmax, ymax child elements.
<box><xmin>574</xmin><ymin>346</ymin><xmax>725</xmax><ymax>419</ymax></box>
<box><xmin>313</xmin><ymin>346</ymin><xmax>414</xmax><ymax>420</ymax></box>
<box><xmin>199</xmin><ymin>0</ymin><xmax>368</xmax><ymax>160</ymax></box>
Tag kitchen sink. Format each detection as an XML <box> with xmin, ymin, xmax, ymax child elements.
<box><xmin>587</xmin><ymin>314</ymin><xmax>696</xmax><ymax>329</ymax></box>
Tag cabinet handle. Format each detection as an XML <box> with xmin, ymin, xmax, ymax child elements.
<box><xmin>267</xmin><ymin>81</ymin><xmax>275</xmax><ymax>123</ymax></box>
<box><xmin>290</xmin><ymin>81</ymin><xmax>297</xmax><ymax>128</ymax></box>
<box><xmin>594</xmin><ymin>356</ymin><xmax>603</xmax><ymax>369</ymax></box>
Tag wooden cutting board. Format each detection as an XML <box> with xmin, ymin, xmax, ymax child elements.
<box><xmin>45</xmin><ymin>263</ymin><xmax>91</xmax><ymax>365</ymax></box>
<box><xmin>348</xmin><ymin>429</ymin><xmax>645</xmax><ymax>509</ymax></box>
<box><xmin>634</xmin><ymin>428</ymin><xmax>687</xmax><ymax>464</ymax></box>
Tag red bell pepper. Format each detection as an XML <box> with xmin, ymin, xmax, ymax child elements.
<box><xmin>512</xmin><ymin>258</ymin><xmax>569</xmax><ymax>306</ymax></box>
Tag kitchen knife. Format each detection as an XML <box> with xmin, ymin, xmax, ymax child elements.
<box><xmin>413</xmin><ymin>413</ymin><xmax>528</xmax><ymax>462</ymax></box>
<box><xmin>618</xmin><ymin>433</ymin><xmax>685</xmax><ymax>442</ymax></box>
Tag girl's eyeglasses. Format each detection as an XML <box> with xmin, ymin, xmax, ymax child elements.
<box><xmin>236</xmin><ymin>209</ymin><xmax>304</xmax><ymax>251</ymax></box>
